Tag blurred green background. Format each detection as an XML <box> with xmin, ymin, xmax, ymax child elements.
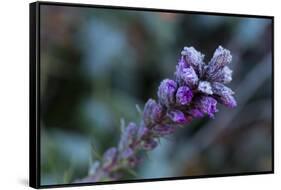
<box><xmin>39</xmin><ymin>4</ymin><xmax>273</xmax><ymax>185</ymax></box>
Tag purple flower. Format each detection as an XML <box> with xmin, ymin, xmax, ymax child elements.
<box><xmin>176</xmin><ymin>86</ymin><xmax>193</xmax><ymax>105</ymax></box>
<box><xmin>167</xmin><ymin>110</ymin><xmax>190</xmax><ymax>124</ymax></box>
<box><xmin>205</xmin><ymin>46</ymin><xmax>232</xmax><ymax>78</ymax></box>
<box><xmin>137</xmin><ymin>123</ymin><xmax>149</xmax><ymax>139</ymax></box>
<box><xmin>197</xmin><ymin>81</ymin><xmax>213</xmax><ymax>95</ymax></box>
<box><xmin>212</xmin><ymin>82</ymin><xmax>237</xmax><ymax>108</ymax></box>
<box><xmin>175</xmin><ymin>57</ymin><xmax>199</xmax><ymax>87</ymax></box>
<box><xmin>157</xmin><ymin>79</ymin><xmax>178</xmax><ymax>107</ymax></box>
<box><xmin>102</xmin><ymin>147</ymin><xmax>118</xmax><ymax>171</ymax></box>
<box><xmin>143</xmin><ymin>99</ymin><xmax>164</xmax><ymax>127</ymax></box>
<box><xmin>188</xmin><ymin>108</ymin><xmax>204</xmax><ymax>118</ymax></box>
<box><xmin>208</xmin><ymin>66</ymin><xmax>233</xmax><ymax>84</ymax></box>
<box><xmin>194</xmin><ymin>96</ymin><xmax>218</xmax><ymax>118</ymax></box>
<box><xmin>118</xmin><ymin>122</ymin><xmax>138</xmax><ymax>151</ymax></box>
<box><xmin>120</xmin><ymin>148</ymin><xmax>134</xmax><ymax>159</ymax></box>
<box><xmin>181</xmin><ymin>46</ymin><xmax>205</xmax><ymax>77</ymax></box>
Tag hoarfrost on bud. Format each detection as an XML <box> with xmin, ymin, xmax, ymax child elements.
<box><xmin>212</xmin><ymin>82</ymin><xmax>237</xmax><ymax>108</ymax></box>
<box><xmin>206</xmin><ymin>46</ymin><xmax>232</xmax><ymax>78</ymax></box>
<box><xmin>157</xmin><ymin>79</ymin><xmax>178</xmax><ymax>107</ymax></box>
<box><xmin>198</xmin><ymin>81</ymin><xmax>213</xmax><ymax>95</ymax></box>
<box><xmin>118</xmin><ymin>122</ymin><xmax>138</xmax><ymax>151</ymax></box>
<box><xmin>220</xmin><ymin>66</ymin><xmax>233</xmax><ymax>83</ymax></box>
<box><xmin>143</xmin><ymin>99</ymin><xmax>164</xmax><ymax>127</ymax></box>
<box><xmin>175</xmin><ymin>58</ymin><xmax>199</xmax><ymax>88</ymax></box>
<box><xmin>176</xmin><ymin>86</ymin><xmax>193</xmax><ymax>105</ymax></box>
<box><xmin>195</xmin><ymin>96</ymin><xmax>218</xmax><ymax>118</ymax></box>
<box><xmin>181</xmin><ymin>46</ymin><xmax>205</xmax><ymax>77</ymax></box>
<box><xmin>207</xmin><ymin>66</ymin><xmax>233</xmax><ymax>84</ymax></box>
<box><xmin>167</xmin><ymin>110</ymin><xmax>189</xmax><ymax>124</ymax></box>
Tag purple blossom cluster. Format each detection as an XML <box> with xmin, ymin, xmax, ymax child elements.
<box><xmin>78</xmin><ymin>46</ymin><xmax>237</xmax><ymax>183</ymax></box>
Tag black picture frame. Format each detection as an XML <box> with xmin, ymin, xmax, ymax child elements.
<box><xmin>29</xmin><ymin>1</ymin><xmax>274</xmax><ymax>189</ymax></box>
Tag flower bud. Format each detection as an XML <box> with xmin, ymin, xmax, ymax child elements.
<box><xmin>176</xmin><ymin>86</ymin><xmax>193</xmax><ymax>105</ymax></box>
<box><xmin>175</xmin><ymin>57</ymin><xmax>199</xmax><ymax>88</ymax></box>
<box><xmin>157</xmin><ymin>79</ymin><xmax>177</xmax><ymax>107</ymax></box>
<box><xmin>143</xmin><ymin>99</ymin><xmax>164</xmax><ymax>127</ymax></box>
<box><xmin>212</xmin><ymin>82</ymin><xmax>237</xmax><ymax>108</ymax></box>
<box><xmin>195</xmin><ymin>96</ymin><xmax>218</xmax><ymax>118</ymax></box>
<box><xmin>118</xmin><ymin>122</ymin><xmax>138</xmax><ymax>151</ymax></box>
<box><xmin>167</xmin><ymin>109</ymin><xmax>190</xmax><ymax>124</ymax></box>
<box><xmin>206</xmin><ymin>46</ymin><xmax>232</xmax><ymax>78</ymax></box>
<box><xmin>198</xmin><ymin>81</ymin><xmax>213</xmax><ymax>95</ymax></box>
<box><xmin>181</xmin><ymin>46</ymin><xmax>205</xmax><ymax>77</ymax></box>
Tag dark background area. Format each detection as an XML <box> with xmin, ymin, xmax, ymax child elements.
<box><xmin>39</xmin><ymin>4</ymin><xmax>272</xmax><ymax>185</ymax></box>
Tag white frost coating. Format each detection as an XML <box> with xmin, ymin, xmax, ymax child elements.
<box><xmin>198</xmin><ymin>81</ymin><xmax>213</xmax><ymax>95</ymax></box>
<box><xmin>222</xmin><ymin>66</ymin><xmax>233</xmax><ymax>83</ymax></box>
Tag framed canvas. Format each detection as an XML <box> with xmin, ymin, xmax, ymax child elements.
<box><xmin>29</xmin><ymin>1</ymin><xmax>274</xmax><ymax>188</ymax></box>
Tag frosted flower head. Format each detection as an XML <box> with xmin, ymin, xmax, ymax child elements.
<box><xmin>157</xmin><ymin>79</ymin><xmax>178</xmax><ymax>107</ymax></box>
<box><xmin>81</xmin><ymin>45</ymin><xmax>238</xmax><ymax>183</ymax></box>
